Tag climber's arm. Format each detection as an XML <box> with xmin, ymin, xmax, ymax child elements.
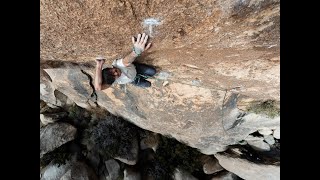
<box><xmin>94</xmin><ymin>59</ymin><xmax>104</xmax><ymax>91</ymax></box>
<box><xmin>122</xmin><ymin>33</ymin><xmax>152</xmax><ymax>66</ymax></box>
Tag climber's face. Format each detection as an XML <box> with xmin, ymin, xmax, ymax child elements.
<box><xmin>109</xmin><ymin>67</ymin><xmax>121</xmax><ymax>79</ymax></box>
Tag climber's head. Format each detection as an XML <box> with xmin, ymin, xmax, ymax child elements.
<box><xmin>102</xmin><ymin>67</ymin><xmax>121</xmax><ymax>84</ymax></box>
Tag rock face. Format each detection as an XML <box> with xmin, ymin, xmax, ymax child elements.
<box><xmin>44</xmin><ymin>68</ymin><xmax>96</xmax><ymax>109</ymax></box>
<box><xmin>41</xmin><ymin>161</ymin><xmax>97</xmax><ymax>180</ymax></box>
<box><xmin>174</xmin><ymin>168</ymin><xmax>198</xmax><ymax>180</ymax></box>
<box><xmin>40</xmin><ymin>123</ymin><xmax>77</xmax><ymax>158</ymax></box>
<box><xmin>124</xmin><ymin>167</ymin><xmax>141</xmax><ymax>180</ymax></box>
<box><xmin>41</xmin><ymin>0</ymin><xmax>280</xmax><ymax>155</ymax></box>
<box><xmin>211</xmin><ymin>171</ymin><xmax>240</xmax><ymax>180</ymax></box>
<box><xmin>40</xmin><ymin>112</ymin><xmax>68</xmax><ymax>125</ymax></box>
<box><xmin>215</xmin><ymin>154</ymin><xmax>280</xmax><ymax>180</ymax></box>
<box><xmin>104</xmin><ymin>159</ymin><xmax>120</xmax><ymax>180</ymax></box>
<box><xmin>202</xmin><ymin>156</ymin><xmax>224</xmax><ymax>174</ymax></box>
<box><xmin>273</xmin><ymin>127</ymin><xmax>280</xmax><ymax>139</ymax></box>
<box><xmin>245</xmin><ymin>135</ymin><xmax>270</xmax><ymax>152</ymax></box>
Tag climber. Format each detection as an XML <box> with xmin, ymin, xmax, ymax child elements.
<box><xmin>94</xmin><ymin>33</ymin><xmax>156</xmax><ymax>91</ymax></box>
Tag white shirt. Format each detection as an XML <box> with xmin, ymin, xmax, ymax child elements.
<box><xmin>112</xmin><ymin>59</ymin><xmax>137</xmax><ymax>84</ymax></box>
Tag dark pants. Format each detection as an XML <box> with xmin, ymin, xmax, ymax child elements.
<box><xmin>132</xmin><ymin>63</ymin><xmax>156</xmax><ymax>88</ymax></box>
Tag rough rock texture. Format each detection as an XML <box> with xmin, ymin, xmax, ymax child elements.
<box><xmin>86</xmin><ymin>150</ymin><xmax>100</xmax><ymax>173</ymax></box>
<box><xmin>245</xmin><ymin>135</ymin><xmax>270</xmax><ymax>151</ymax></box>
<box><xmin>124</xmin><ymin>167</ymin><xmax>141</xmax><ymax>180</ymax></box>
<box><xmin>258</xmin><ymin>128</ymin><xmax>273</xmax><ymax>136</ymax></box>
<box><xmin>202</xmin><ymin>156</ymin><xmax>224</xmax><ymax>174</ymax></box>
<box><xmin>44</xmin><ymin>68</ymin><xmax>96</xmax><ymax>109</ymax></box>
<box><xmin>140</xmin><ymin>133</ymin><xmax>160</xmax><ymax>152</ymax></box>
<box><xmin>41</xmin><ymin>0</ymin><xmax>280</xmax><ymax>63</ymax></box>
<box><xmin>60</xmin><ymin>162</ymin><xmax>98</xmax><ymax>180</ymax></box>
<box><xmin>41</xmin><ymin>0</ymin><xmax>280</xmax><ymax>155</ymax></box>
<box><xmin>215</xmin><ymin>154</ymin><xmax>280</xmax><ymax>180</ymax></box>
<box><xmin>114</xmin><ymin>136</ymin><xmax>139</xmax><ymax>165</ymax></box>
<box><xmin>44</xmin><ymin>66</ymin><xmax>279</xmax><ymax>154</ymax></box>
<box><xmin>40</xmin><ymin>112</ymin><xmax>68</xmax><ymax>125</ymax></box>
<box><xmin>211</xmin><ymin>171</ymin><xmax>240</xmax><ymax>180</ymax></box>
<box><xmin>41</xmin><ymin>161</ymin><xmax>70</xmax><ymax>180</ymax></box>
<box><xmin>40</xmin><ymin>68</ymin><xmax>59</xmax><ymax>107</ymax></box>
<box><xmin>40</xmin><ymin>123</ymin><xmax>77</xmax><ymax>158</ymax></box>
<box><xmin>273</xmin><ymin>127</ymin><xmax>280</xmax><ymax>139</ymax></box>
<box><xmin>41</xmin><ymin>161</ymin><xmax>97</xmax><ymax>180</ymax></box>
<box><xmin>104</xmin><ymin>159</ymin><xmax>120</xmax><ymax>180</ymax></box>
<box><xmin>264</xmin><ymin>134</ymin><xmax>275</xmax><ymax>145</ymax></box>
<box><xmin>174</xmin><ymin>168</ymin><xmax>198</xmax><ymax>180</ymax></box>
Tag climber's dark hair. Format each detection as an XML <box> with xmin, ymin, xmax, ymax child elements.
<box><xmin>102</xmin><ymin>68</ymin><xmax>116</xmax><ymax>85</ymax></box>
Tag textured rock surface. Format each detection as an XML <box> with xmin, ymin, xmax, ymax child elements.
<box><xmin>114</xmin><ymin>136</ymin><xmax>139</xmax><ymax>165</ymax></box>
<box><xmin>211</xmin><ymin>171</ymin><xmax>240</xmax><ymax>180</ymax></box>
<box><xmin>41</xmin><ymin>0</ymin><xmax>280</xmax><ymax>155</ymax></box>
<box><xmin>140</xmin><ymin>133</ymin><xmax>160</xmax><ymax>152</ymax></box>
<box><xmin>174</xmin><ymin>168</ymin><xmax>198</xmax><ymax>180</ymax></box>
<box><xmin>45</xmin><ymin>66</ymin><xmax>279</xmax><ymax>154</ymax></box>
<box><xmin>245</xmin><ymin>135</ymin><xmax>270</xmax><ymax>151</ymax></box>
<box><xmin>264</xmin><ymin>134</ymin><xmax>275</xmax><ymax>145</ymax></box>
<box><xmin>41</xmin><ymin>161</ymin><xmax>97</xmax><ymax>180</ymax></box>
<box><xmin>41</xmin><ymin>0</ymin><xmax>280</xmax><ymax>62</ymax></box>
<box><xmin>258</xmin><ymin>128</ymin><xmax>273</xmax><ymax>136</ymax></box>
<box><xmin>40</xmin><ymin>112</ymin><xmax>68</xmax><ymax>125</ymax></box>
<box><xmin>41</xmin><ymin>161</ymin><xmax>70</xmax><ymax>180</ymax></box>
<box><xmin>104</xmin><ymin>159</ymin><xmax>120</xmax><ymax>180</ymax></box>
<box><xmin>215</xmin><ymin>154</ymin><xmax>280</xmax><ymax>180</ymax></box>
<box><xmin>60</xmin><ymin>162</ymin><xmax>97</xmax><ymax>180</ymax></box>
<box><xmin>273</xmin><ymin>127</ymin><xmax>280</xmax><ymax>139</ymax></box>
<box><xmin>202</xmin><ymin>156</ymin><xmax>224</xmax><ymax>174</ymax></box>
<box><xmin>124</xmin><ymin>167</ymin><xmax>141</xmax><ymax>180</ymax></box>
<box><xmin>44</xmin><ymin>68</ymin><xmax>96</xmax><ymax>109</ymax></box>
<box><xmin>40</xmin><ymin>123</ymin><xmax>77</xmax><ymax>158</ymax></box>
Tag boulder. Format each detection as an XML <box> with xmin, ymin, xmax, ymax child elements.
<box><xmin>211</xmin><ymin>171</ymin><xmax>240</xmax><ymax>180</ymax></box>
<box><xmin>41</xmin><ymin>161</ymin><xmax>97</xmax><ymax>180</ymax></box>
<box><xmin>114</xmin><ymin>136</ymin><xmax>139</xmax><ymax>165</ymax></box>
<box><xmin>124</xmin><ymin>167</ymin><xmax>141</xmax><ymax>180</ymax></box>
<box><xmin>41</xmin><ymin>161</ymin><xmax>70</xmax><ymax>180</ymax></box>
<box><xmin>173</xmin><ymin>168</ymin><xmax>198</xmax><ymax>180</ymax></box>
<box><xmin>258</xmin><ymin>128</ymin><xmax>273</xmax><ymax>136</ymax></box>
<box><xmin>140</xmin><ymin>133</ymin><xmax>160</xmax><ymax>152</ymax></box>
<box><xmin>86</xmin><ymin>150</ymin><xmax>100</xmax><ymax>173</ymax></box>
<box><xmin>104</xmin><ymin>159</ymin><xmax>120</xmax><ymax>180</ymax></box>
<box><xmin>40</xmin><ymin>122</ymin><xmax>77</xmax><ymax>158</ymax></box>
<box><xmin>245</xmin><ymin>135</ymin><xmax>270</xmax><ymax>152</ymax></box>
<box><xmin>202</xmin><ymin>156</ymin><xmax>224</xmax><ymax>174</ymax></box>
<box><xmin>215</xmin><ymin>154</ymin><xmax>280</xmax><ymax>180</ymax></box>
<box><xmin>44</xmin><ymin>68</ymin><xmax>96</xmax><ymax>109</ymax></box>
<box><xmin>264</xmin><ymin>135</ymin><xmax>275</xmax><ymax>145</ymax></box>
<box><xmin>273</xmin><ymin>128</ymin><xmax>280</xmax><ymax>139</ymax></box>
<box><xmin>40</xmin><ymin>112</ymin><xmax>68</xmax><ymax>125</ymax></box>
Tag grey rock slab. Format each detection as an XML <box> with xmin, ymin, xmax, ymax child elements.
<box><xmin>203</xmin><ymin>157</ymin><xmax>224</xmax><ymax>174</ymax></box>
<box><xmin>273</xmin><ymin>127</ymin><xmax>280</xmax><ymax>139</ymax></box>
<box><xmin>124</xmin><ymin>167</ymin><xmax>141</xmax><ymax>180</ymax></box>
<box><xmin>215</xmin><ymin>154</ymin><xmax>280</xmax><ymax>180</ymax></box>
<box><xmin>104</xmin><ymin>159</ymin><xmax>120</xmax><ymax>180</ymax></box>
<box><xmin>211</xmin><ymin>171</ymin><xmax>240</xmax><ymax>180</ymax></box>
<box><xmin>258</xmin><ymin>128</ymin><xmax>273</xmax><ymax>136</ymax></box>
<box><xmin>40</xmin><ymin>112</ymin><xmax>68</xmax><ymax>125</ymax></box>
<box><xmin>245</xmin><ymin>135</ymin><xmax>270</xmax><ymax>152</ymax></box>
<box><xmin>40</xmin><ymin>122</ymin><xmax>77</xmax><ymax>158</ymax></box>
<box><xmin>264</xmin><ymin>135</ymin><xmax>275</xmax><ymax>145</ymax></box>
<box><xmin>174</xmin><ymin>168</ymin><xmax>198</xmax><ymax>180</ymax></box>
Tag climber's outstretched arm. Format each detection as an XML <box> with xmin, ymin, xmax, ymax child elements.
<box><xmin>122</xmin><ymin>33</ymin><xmax>151</xmax><ymax>66</ymax></box>
<box><xmin>94</xmin><ymin>59</ymin><xmax>104</xmax><ymax>91</ymax></box>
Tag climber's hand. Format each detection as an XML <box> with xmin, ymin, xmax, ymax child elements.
<box><xmin>132</xmin><ymin>33</ymin><xmax>152</xmax><ymax>56</ymax></box>
<box><xmin>95</xmin><ymin>59</ymin><xmax>105</xmax><ymax>67</ymax></box>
